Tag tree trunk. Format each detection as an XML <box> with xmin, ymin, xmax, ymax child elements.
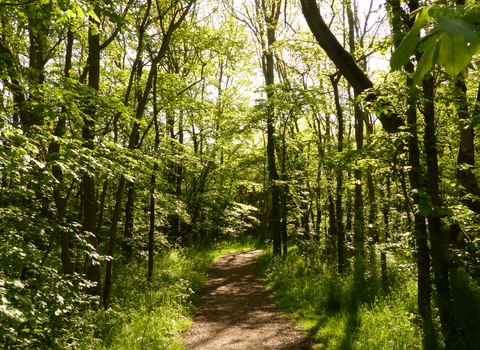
<box><xmin>404</xmin><ymin>73</ymin><xmax>433</xmax><ymax>340</ymax></box>
<box><xmin>455</xmin><ymin>78</ymin><xmax>480</xmax><ymax>214</ymax></box>
<box><xmin>47</xmin><ymin>29</ymin><xmax>74</xmax><ymax>275</ymax></box>
<box><xmin>330</xmin><ymin>76</ymin><xmax>346</xmax><ymax>273</ymax></box>
<box><xmin>148</xmin><ymin>167</ymin><xmax>157</xmax><ymax>279</ymax></box>
<box><xmin>379</xmin><ymin>183</ymin><xmax>389</xmax><ymax>291</ymax></box>
<box><xmin>261</xmin><ymin>0</ymin><xmax>283</xmax><ymax>256</ymax></box>
<box><xmin>328</xmin><ymin>194</ymin><xmax>336</xmax><ymax>255</ymax></box>
<box><xmin>148</xmin><ymin>74</ymin><xmax>161</xmax><ymax>280</ymax></box>
<box><xmin>83</xmin><ymin>9</ymin><xmax>102</xmax><ymax>296</ymax></box>
<box><xmin>353</xmin><ymin>102</ymin><xmax>365</xmax><ymax>256</ymax></box>
<box><xmin>422</xmin><ymin>75</ymin><xmax>458</xmax><ymax>349</ymax></box>
<box><xmin>122</xmin><ymin>181</ymin><xmax>135</xmax><ymax>262</ymax></box>
<box><xmin>103</xmin><ymin>175</ymin><xmax>127</xmax><ymax>308</ymax></box>
<box><xmin>280</xmin><ymin>155</ymin><xmax>288</xmax><ymax>256</ymax></box>
<box><xmin>386</xmin><ymin>1</ymin><xmax>435</xmax><ymax>343</ymax></box>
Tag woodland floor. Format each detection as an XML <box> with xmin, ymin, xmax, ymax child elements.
<box><xmin>182</xmin><ymin>249</ymin><xmax>314</xmax><ymax>350</ymax></box>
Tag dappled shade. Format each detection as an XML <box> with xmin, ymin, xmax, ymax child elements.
<box><xmin>183</xmin><ymin>250</ymin><xmax>313</xmax><ymax>350</ymax></box>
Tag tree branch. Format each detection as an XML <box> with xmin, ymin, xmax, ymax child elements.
<box><xmin>299</xmin><ymin>0</ymin><xmax>404</xmax><ymax>133</ymax></box>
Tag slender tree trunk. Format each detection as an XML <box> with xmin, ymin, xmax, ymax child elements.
<box><xmin>280</xmin><ymin>133</ymin><xmax>288</xmax><ymax>256</ymax></box>
<box><xmin>148</xmin><ymin>166</ymin><xmax>157</xmax><ymax>279</ymax></box>
<box><xmin>386</xmin><ymin>2</ymin><xmax>434</xmax><ymax>340</ymax></box>
<box><xmin>422</xmin><ymin>75</ymin><xmax>457</xmax><ymax>349</ymax></box>
<box><xmin>122</xmin><ymin>181</ymin><xmax>135</xmax><ymax>262</ymax></box>
<box><xmin>314</xmin><ymin>113</ymin><xmax>323</xmax><ymax>238</ymax></box>
<box><xmin>366</xmin><ymin>170</ymin><xmax>377</xmax><ymax>242</ymax></box>
<box><xmin>328</xmin><ymin>194</ymin><xmax>336</xmax><ymax>255</ymax></box>
<box><xmin>148</xmin><ymin>73</ymin><xmax>161</xmax><ymax>280</ymax></box>
<box><xmin>405</xmin><ymin>75</ymin><xmax>433</xmax><ymax>337</ymax></box>
<box><xmin>83</xmin><ymin>9</ymin><xmax>102</xmax><ymax>296</ymax></box>
<box><xmin>166</xmin><ymin>110</ymin><xmax>183</xmax><ymax>240</ymax></box>
<box><xmin>353</xmin><ymin>103</ymin><xmax>364</xmax><ymax>256</ymax></box>
<box><xmin>379</xmin><ymin>183</ymin><xmax>389</xmax><ymax>291</ymax></box>
<box><xmin>344</xmin><ymin>0</ymin><xmax>365</xmax><ymax>259</ymax></box>
<box><xmin>261</xmin><ymin>1</ymin><xmax>283</xmax><ymax>256</ymax></box>
<box><xmin>174</xmin><ymin>124</ymin><xmax>184</xmax><ymax>239</ymax></box>
<box><xmin>47</xmin><ymin>29</ymin><xmax>74</xmax><ymax>275</ymax></box>
<box><xmin>455</xmin><ymin>78</ymin><xmax>480</xmax><ymax>214</ymax></box>
<box><xmin>103</xmin><ymin>175</ymin><xmax>127</xmax><ymax>308</ymax></box>
<box><xmin>330</xmin><ymin>76</ymin><xmax>346</xmax><ymax>273</ymax></box>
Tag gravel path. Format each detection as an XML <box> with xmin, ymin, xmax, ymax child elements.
<box><xmin>182</xmin><ymin>249</ymin><xmax>314</xmax><ymax>350</ymax></box>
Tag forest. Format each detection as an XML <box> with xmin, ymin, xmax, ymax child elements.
<box><xmin>1</xmin><ymin>0</ymin><xmax>480</xmax><ymax>349</ymax></box>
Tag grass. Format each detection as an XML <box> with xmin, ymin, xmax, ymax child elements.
<box><xmin>257</xmin><ymin>246</ymin><xmax>424</xmax><ymax>350</ymax></box>
<box><xmin>56</xmin><ymin>236</ymin><xmax>261</xmax><ymax>350</ymax></box>
<box><xmin>52</xmin><ymin>237</ymin><xmax>480</xmax><ymax>349</ymax></box>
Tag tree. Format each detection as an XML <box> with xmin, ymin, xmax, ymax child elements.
<box><xmin>299</xmin><ymin>0</ymin><xmax>404</xmax><ymax>133</ymax></box>
<box><xmin>223</xmin><ymin>0</ymin><xmax>287</xmax><ymax>255</ymax></box>
<box><xmin>102</xmin><ymin>0</ymin><xmax>195</xmax><ymax>308</ymax></box>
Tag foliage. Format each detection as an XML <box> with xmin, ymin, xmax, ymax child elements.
<box><xmin>55</xmin><ymin>238</ymin><xmax>261</xmax><ymax>349</ymax></box>
<box><xmin>1</xmin><ymin>0</ymin><xmax>480</xmax><ymax>349</ymax></box>
<box><xmin>258</xmin><ymin>247</ymin><xmax>424</xmax><ymax>350</ymax></box>
<box><xmin>391</xmin><ymin>4</ymin><xmax>480</xmax><ymax>83</ymax></box>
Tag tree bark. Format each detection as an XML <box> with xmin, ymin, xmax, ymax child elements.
<box><xmin>386</xmin><ymin>0</ymin><xmax>434</xmax><ymax>343</ymax></box>
<box><xmin>422</xmin><ymin>75</ymin><xmax>457</xmax><ymax>349</ymax></box>
<box><xmin>83</xmin><ymin>9</ymin><xmax>102</xmax><ymax>296</ymax></box>
<box><xmin>148</xmin><ymin>166</ymin><xmax>157</xmax><ymax>279</ymax></box>
<box><xmin>148</xmin><ymin>72</ymin><xmax>161</xmax><ymax>279</ymax></box>
<box><xmin>122</xmin><ymin>181</ymin><xmax>135</xmax><ymax>262</ymax></box>
<box><xmin>353</xmin><ymin>102</ymin><xmax>365</xmax><ymax>256</ymax></box>
<box><xmin>47</xmin><ymin>29</ymin><xmax>74</xmax><ymax>275</ymax></box>
<box><xmin>261</xmin><ymin>0</ymin><xmax>283</xmax><ymax>256</ymax></box>
<box><xmin>330</xmin><ymin>76</ymin><xmax>345</xmax><ymax>273</ymax></box>
<box><xmin>455</xmin><ymin>78</ymin><xmax>480</xmax><ymax>214</ymax></box>
<box><xmin>406</xmin><ymin>72</ymin><xmax>433</xmax><ymax>334</ymax></box>
<box><xmin>103</xmin><ymin>175</ymin><xmax>127</xmax><ymax>309</ymax></box>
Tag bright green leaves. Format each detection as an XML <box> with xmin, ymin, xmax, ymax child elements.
<box><xmin>437</xmin><ymin>33</ymin><xmax>471</xmax><ymax>77</ymax></box>
<box><xmin>390</xmin><ymin>7</ymin><xmax>431</xmax><ymax>72</ymax></box>
<box><xmin>390</xmin><ymin>5</ymin><xmax>480</xmax><ymax>84</ymax></box>
<box><xmin>65</xmin><ymin>9</ymin><xmax>76</xmax><ymax>19</ymax></box>
<box><xmin>414</xmin><ymin>32</ymin><xmax>439</xmax><ymax>85</ymax></box>
<box><xmin>437</xmin><ymin>14</ymin><xmax>478</xmax><ymax>41</ymax></box>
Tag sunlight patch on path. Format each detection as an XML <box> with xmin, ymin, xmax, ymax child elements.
<box><xmin>182</xmin><ymin>250</ymin><xmax>313</xmax><ymax>350</ymax></box>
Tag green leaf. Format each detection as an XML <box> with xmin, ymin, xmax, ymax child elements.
<box><xmin>391</xmin><ymin>7</ymin><xmax>432</xmax><ymax>71</ymax></box>
<box><xmin>13</xmin><ymin>280</ymin><xmax>25</xmax><ymax>289</ymax></box>
<box><xmin>437</xmin><ymin>15</ymin><xmax>478</xmax><ymax>41</ymax></box>
<box><xmin>437</xmin><ymin>33</ymin><xmax>472</xmax><ymax>77</ymax></box>
<box><xmin>75</xmin><ymin>5</ymin><xmax>86</xmax><ymax>18</ymax></box>
<box><xmin>88</xmin><ymin>9</ymin><xmax>100</xmax><ymax>23</ymax></box>
<box><xmin>414</xmin><ymin>35</ymin><xmax>439</xmax><ymax>85</ymax></box>
<box><xmin>66</xmin><ymin>9</ymin><xmax>76</xmax><ymax>19</ymax></box>
<box><xmin>390</xmin><ymin>31</ymin><xmax>419</xmax><ymax>71</ymax></box>
<box><xmin>14</xmin><ymin>295</ymin><xmax>32</xmax><ymax>305</ymax></box>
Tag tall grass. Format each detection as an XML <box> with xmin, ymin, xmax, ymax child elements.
<box><xmin>55</xmin><ymin>237</ymin><xmax>261</xmax><ymax>349</ymax></box>
<box><xmin>257</xmin><ymin>247</ymin><xmax>424</xmax><ymax>350</ymax></box>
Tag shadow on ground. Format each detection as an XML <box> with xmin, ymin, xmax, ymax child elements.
<box><xmin>183</xmin><ymin>250</ymin><xmax>314</xmax><ymax>350</ymax></box>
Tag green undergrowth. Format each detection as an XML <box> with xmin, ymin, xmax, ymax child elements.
<box><xmin>257</xmin><ymin>247</ymin><xmax>423</xmax><ymax>350</ymax></box>
<box><xmin>58</xmin><ymin>236</ymin><xmax>261</xmax><ymax>350</ymax></box>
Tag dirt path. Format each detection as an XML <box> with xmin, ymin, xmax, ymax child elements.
<box><xmin>182</xmin><ymin>250</ymin><xmax>314</xmax><ymax>350</ymax></box>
